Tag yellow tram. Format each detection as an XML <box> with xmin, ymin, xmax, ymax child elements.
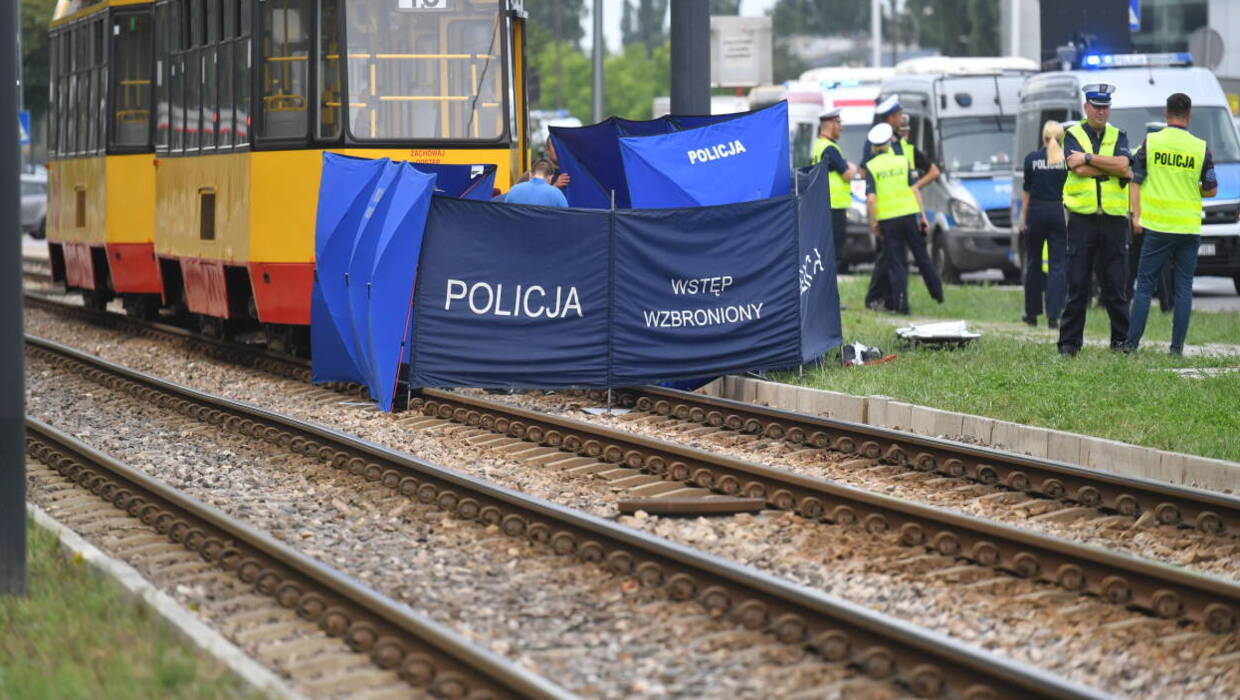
<box><xmin>46</xmin><ymin>0</ymin><xmax>528</xmax><ymax>351</ymax></box>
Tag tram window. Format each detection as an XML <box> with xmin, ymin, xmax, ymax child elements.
<box><xmin>155</xmin><ymin>3</ymin><xmax>170</xmax><ymax>150</ymax></box>
<box><xmin>203</xmin><ymin>48</ymin><xmax>218</xmax><ymax>151</ymax></box>
<box><xmin>113</xmin><ymin>12</ymin><xmax>154</xmax><ymax>149</ymax></box>
<box><xmin>317</xmin><ymin>0</ymin><xmax>341</xmax><ymax>140</ymax></box>
<box><xmin>48</xmin><ymin>33</ymin><xmax>58</xmax><ymax>157</ymax></box>
<box><xmin>343</xmin><ymin>0</ymin><xmax>505</xmax><ymax>142</ymax></box>
<box><xmin>217</xmin><ymin>47</ymin><xmax>233</xmax><ymax>148</ymax></box>
<box><xmin>190</xmin><ymin>0</ymin><xmax>204</xmax><ymax>46</ymax></box>
<box><xmin>187</xmin><ymin>49</ymin><xmax>201</xmax><ymax>150</ymax></box>
<box><xmin>223</xmin><ymin>0</ymin><xmax>236</xmax><ymax>38</ymax></box>
<box><xmin>234</xmin><ymin>39</ymin><xmax>250</xmax><ymax>145</ymax></box>
<box><xmin>258</xmin><ymin>0</ymin><xmax>310</xmax><ymax>140</ymax></box>
<box><xmin>239</xmin><ymin>0</ymin><xmax>251</xmax><ymax>37</ymax></box>
<box><xmin>207</xmin><ymin>0</ymin><xmax>221</xmax><ymax>44</ymax></box>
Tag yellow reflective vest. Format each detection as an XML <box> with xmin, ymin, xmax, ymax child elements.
<box><xmin>1063</xmin><ymin>122</ymin><xmax>1129</xmax><ymax>216</ymax></box>
<box><xmin>1138</xmin><ymin>126</ymin><xmax>1206</xmax><ymax>234</ymax></box>
<box><xmin>811</xmin><ymin>137</ymin><xmax>853</xmax><ymax>210</ymax></box>
<box><xmin>870</xmin><ymin>151</ymin><xmax>920</xmax><ymax>221</ymax></box>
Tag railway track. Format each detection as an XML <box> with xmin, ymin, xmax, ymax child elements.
<box><xmin>25</xmin><ymin>332</ymin><xmax>1104</xmax><ymax>699</ymax></box>
<box><xmin>24</xmin><ymin>293</ymin><xmax>1240</xmax><ymax>631</ymax></box>
<box><xmin>23</xmin><ymin>256</ymin><xmax>52</xmax><ymax>284</ymax></box>
<box><xmin>25</xmin><ymin>417</ymin><xmax>566</xmax><ymax>699</ymax></box>
<box><xmin>413</xmin><ymin>388</ymin><xmax>1240</xmax><ymax>635</ymax></box>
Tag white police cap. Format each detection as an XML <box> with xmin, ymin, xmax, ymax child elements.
<box><xmin>867</xmin><ymin>122</ymin><xmax>894</xmax><ymax>145</ymax></box>
<box><xmin>875</xmin><ymin>95</ymin><xmax>901</xmax><ymax>117</ymax></box>
<box><xmin>818</xmin><ymin>107</ymin><xmax>842</xmax><ymax>120</ymax></box>
<box><xmin>1082</xmin><ymin>83</ymin><xmax>1116</xmax><ymax>107</ymax></box>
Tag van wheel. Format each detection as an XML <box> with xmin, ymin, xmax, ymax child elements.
<box><xmin>932</xmin><ymin>234</ymin><xmax>962</xmax><ymax>284</ymax></box>
<box><xmin>32</xmin><ymin>218</ymin><xmax>46</xmax><ymax>240</ymax></box>
<box><xmin>1233</xmin><ymin>274</ymin><xmax>1240</xmax><ymax>295</ymax></box>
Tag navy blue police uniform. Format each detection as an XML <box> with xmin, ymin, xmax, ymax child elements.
<box><xmin>1022</xmin><ymin>147</ymin><xmax>1068</xmax><ymax>325</ymax></box>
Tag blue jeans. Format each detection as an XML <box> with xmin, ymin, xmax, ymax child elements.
<box><xmin>1124</xmin><ymin>231</ymin><xmax>1199</xmax><ymax>353</ymax></box>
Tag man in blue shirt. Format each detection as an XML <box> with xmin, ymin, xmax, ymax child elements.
<box><xmin>504</xmin><ymin>159</ymin><xmax>569</xmax><ymax>207</ymax></box>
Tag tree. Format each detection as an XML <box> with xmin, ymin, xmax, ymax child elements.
<box><xmin>605</xmin><ymin>41</ymin><xmax>670</xmax><ymax>120</ymax></box>
<box><xmin>524</xmin><ymin>0</ymin><xmax>586</xmax><ymax>48</ymax></box>
<box><xmin>710</xmin><ymin>0</ymin><xmax>741</xmax><ymax>14</ymax></box>
<box><xmin>770</xmin><ymin>0</ymin><xmax>870</xmax><ymax>38</ymax></box>
<box><xmin>21</xmin><ymin>0</ymin><xmax>58</xmax><ymax>119</ymax></box>
<box><xmin>621</xmin><ymin>0</ymin><xmax>668</xmax><ymax>58</ymax></box>
<box><xmin>524</xmin><ymin>0</ymin><xmax>588</xmax><ymax>111</ymax></box>
<box><xmin>905</xmin><ymin>0</ymin><xmax>1000</xmax><ymax>56</ymax></box>
<box><xmin>528</xmin><ymin>40</ymin><xmax>592</xmax><ymax>118</ymax></box>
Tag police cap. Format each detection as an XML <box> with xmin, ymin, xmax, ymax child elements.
<box><xmin>1082</xmin><ymin>83</ymin><xmax>1116</xmax><ymax>107</ymax></box>
<box><xmin>875</xmin><ymin>95</ymin><xmax>901</xmax><ymax>117</ymax></box>
<box><xmin>818</xmin><ymin>107</ymin><xmax>842</xmax><ymax>121</ymax></box>
<box><xmin>867</xmin><ymin>122</ymin><xmax>894</xmax><ymax>145</ymax></box>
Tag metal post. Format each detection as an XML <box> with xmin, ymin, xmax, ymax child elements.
<box><xmin>1008</xmin><ymin>0</ymin><xmax>1021</xmax><ymax>57</ymax></box>
<box><xmin>670</xmin><ymin>1</ymin><xmax>710</xmax><ymax>115</ymax></box>
<box><xmin>0</xmin><ymin>0</ymin><xmax>26</xmax><ymax>596</ymax></box>
<box><xmin>592</xmin><ymin>0</ymin><xmax>604</xmax><ymax>123</ymax></box>
<box><xmin>871</xmin><ymin>0</ymin><xmax>882</xmax><ymax>68</ymax></box>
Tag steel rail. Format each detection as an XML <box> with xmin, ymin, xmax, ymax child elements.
<box><xmin>25</xmin><ymin>293</ymin><xmax>1240</xmax><ymax>633</ymax></box>
<box><xmin>25</xmin><ymin>417</ymin><xmax>569</xmax><ymax>700</ymax></box>
<box><xmin>622</xmin><ymin>386</ymin><xmax>1240</xmax><ymax>538</ymax></box>
<box><xmin>415</xmin><ymin>389</ymin><xmax>1240</xmax><ymax>635</ymax></box>
<box><xmin>26</xmin><ymin>333</ymin><xmax>1103</xmax><ymax>700</ymax></box>
<box><xmin>24</xmin><ymin>293</ymin><xmax>313</xmax><ymax>382</ymax></box>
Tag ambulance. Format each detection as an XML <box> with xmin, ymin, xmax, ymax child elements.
<box><xmin>1013</xmin><ymin>53</ymin><xmax>1240</xmax><ymax>292</ymax></box>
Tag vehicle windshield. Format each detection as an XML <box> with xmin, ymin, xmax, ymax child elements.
<box><xmin>940</xmin><ymin>116</ymin><xmax>1016</xmax><ymax>174</ymax></box>
<box><xmin>837</xmin><ymin>123</ymin><xmax>870</xmax><ymax>163</ymax></box>
<box><xmin>344</xmin><ymin>0</ymin><xmax>505</xmax><ymax>141</ymax></box>
<box><xmin>1109</xmin><ymin>106</ymin><xmax>1240</xmax><ymax>163</ymax></box>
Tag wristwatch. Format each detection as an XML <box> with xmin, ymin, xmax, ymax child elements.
<box><xmin>1084</xmin><ymin>153</ymin><xmax>1093</xmax><ymax>165</ymax></box>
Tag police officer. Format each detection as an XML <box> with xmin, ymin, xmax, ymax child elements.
<box><xmin>865</xmin><ymin>123</ymin><xmax>938</xmax><ymax>314</ymax></box>
<box><xmin>1058</xmin><ymin>84</ymin><xmax>1132</xmax><ymax>356</ymax></box>
<box><xmin>862</xmin><ymin>96</ymin><xmax>942</xmax><ymax>311</ymax></box>
<box><xmin>1123</xmin><ymin>93</ymin><xmax>1217</xmax><ymax>355</ymax></box>
<box><xmin>1018</xmin><ymin>120</ymin><xmax>1068</xmax><ymax>328</ymax></box>
<box><xmin>1127</xmin><ymin>121</ymin><xmax>1175</xmax><ymax>313</ymax></box>
<box><xmin>811</xmin><ymin>108</ymin><xmax>859</xmax><ymax>271</ymax></box>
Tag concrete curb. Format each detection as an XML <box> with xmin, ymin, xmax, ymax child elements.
<box><xmin>700</xmin><ymin>376</ymin><xmax>1239</xmax><ymax>494</ymax></box>
<box><xmin>26</xmin><ymin>503</ymin><xmax>301</xmax><ymax>700</ymax></box>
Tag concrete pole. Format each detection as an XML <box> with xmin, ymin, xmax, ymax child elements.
<box><xmin>871</xmin><ymin>0</ymin><xmax>882</xmax><ymax>68</ymax></box>
<box><xmin>1009</xmin><ymin>0</ymin><xmax>1021</xmax><ymax>57</ymax></box>
<box><xmin>670</xmin><ymin>1</ymin><xmax>710</xmax><ymax>115</ymax></box>
<box><xmin>592</xmin><ymin>0</ymin><xmax>604</xmax><ymax>122</ymax></box>
<box><xmin>0</xmin><ymin>0</ymin><xmax>26</xmax><ymax>596</ymax></box>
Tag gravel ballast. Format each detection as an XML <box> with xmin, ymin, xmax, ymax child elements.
<box><xmin>24</xmin><ymin>308</ymin><xmax>1240</xmax><ymax>697</ymax></box>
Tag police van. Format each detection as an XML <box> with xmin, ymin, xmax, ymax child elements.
<box><xmin>799</xmin><ymin>67</ymin><xmax>893</xmax><ymax>270</ymax></box>
<box><xmin>878</xmin><ymin>56</ymin><xmax>1038</xmax><ymax>282</ymax></box>
<box><xmin>1012</xmin><ymin>53</ymin><xmax>1240</xmax><ymax>292</ymax></box>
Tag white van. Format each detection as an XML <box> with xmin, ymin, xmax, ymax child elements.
<box><xmin>1013</xmin><ymin>53</ymin><xmax>1240</xmax><ymax>292</ymax></box>
<box><xmin>879</xmin><ymin>57</ymin><xmax>1038</xmax><ymax>282</ymax></box>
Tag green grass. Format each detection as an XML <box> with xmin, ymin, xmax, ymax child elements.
<box><xmin>0</xmin><ymin>519</ymin><xmax>251</xmax><ymax>699</ymax></box>
<box><xmin>769</xmin><ymin>276</ymin><xmax>1240</xmax><ymax>462</ymax></box>
<box><xmin>836</xmin><ymin>275</ymin><xmax>1240</xmax><ymax>346</ymax></box>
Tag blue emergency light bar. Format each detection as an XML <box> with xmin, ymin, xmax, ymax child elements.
<box><xmin>1082</xmin><ymin>52</ymin><xmax>1193</xmax><ymax>69</ymax></box>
